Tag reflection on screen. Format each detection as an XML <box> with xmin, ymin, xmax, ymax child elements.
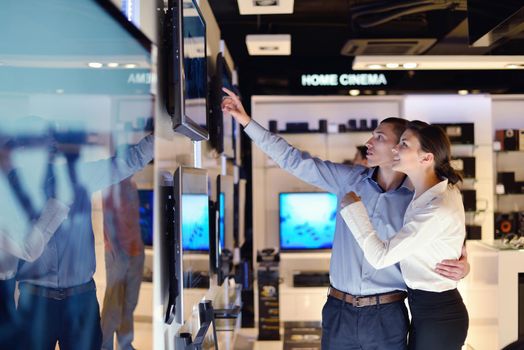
<box><xmin>182</xmin><ymin>194</ymin><xmax>210</xmax><ymax>251</ymax></box>
<box><xmin>218</xmin><ymin>192</ymin><xmax>225</xmax><ymax>250</ymax></box>
<box><xmin>279</xmin><ymin>192</ymin><xmax>337</xmax><ymax>250</ymax></box>
<box><xmin>138</xmin><ymin>189</ymin><xmax>153</xmax><ymax>246</ymax></box>
<box><xmin>183</xmin><ymin>0</ymin><xmax>207</xmax><ymax>125</ymax></box>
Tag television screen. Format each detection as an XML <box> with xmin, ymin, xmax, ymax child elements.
<box><xmin>209</xmin><ymin>52</ymin><xmax>237</xmax><ymax>157</ymax></box>
<box><xmin>182</xmin><ymin>194</ymin><xmax>210</xmax><ymax>251</ymax></box>
<box><xmin>218</xmin><ymin>192</ymin><xmax>225</xmax><ymax>250</ymax></box>
<box><xmin>164</xmin><ymin>0</ymin><xmax>208</xmax><ymax>141</ymax></box>
<box><xmin>279</xmin><ymin>192</ymin><xmax>337</xmax><ymax>251</ymax></box>
<box><xmin>138</xmin><ymin>189</ymin><xmax>154</xmax><ymax>246</ymax></box>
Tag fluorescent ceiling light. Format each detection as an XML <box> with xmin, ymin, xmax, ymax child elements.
<box><xmin>246</xmin><ymin>34</ymin><xmax>291</xmax><ymax>56</ymax></box>
<box><xmin>124</xmin><ymin>63</ymin><xmax>137</xmax><ymax>69</ymax></box>
<box><xmin>385</xmin><ymin>63</ymin><xmax>399</xmax><ymax>68</ymax></box>
<box><xmin>107</xmin><ymin>62</ymin><xmax>119</xmax><ymax>68</ymax></box>
<box><xmin>237</xmin><ymin>0</ymin><xmax>293</xmax><ymax>14</ymax></box>
<box><xmin>353</xmin><ymin>55</ymin><xmax>524</xmax><ymax>70</ymax></box>
<box><xmin>87</xmin><ymin>62</ymin><xmax>103</xmax><ymax>68</ymax></box>
<box><xmin>368</xmin><ymin>64</ymin><xmax>383</xmax><ymax>69</ymax></box>
<box><xmin>458</xmin><ymin>90</ymin><xmax>469</xmax><ymax>95</ymax></box>
<box><xmin>349</xmin><ymin>89</ymin><xmax>360</xmax><ymax>96</ymax></box>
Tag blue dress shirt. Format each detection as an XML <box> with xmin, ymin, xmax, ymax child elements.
<box><xmin>16</xmin><ymin>135</ymin><xmax>154</xmax><ymax>288</ymax></box>
<box><xmin>245</xmin><ymin>121</ymin><xmax>413</xmax><ymax>295</ymax></box>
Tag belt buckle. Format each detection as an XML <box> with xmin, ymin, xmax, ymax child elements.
<box><xmin>353</xmin><ymin>295</ymin><xmax>361</xmax><ymax>307</ymax></box>
<box><xmin>52</xmin><ymin>289</ymin><xmax>66</xmax><ymax>301</ymax></box>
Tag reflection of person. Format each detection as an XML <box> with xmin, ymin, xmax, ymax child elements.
<box><xmin>221</xmin><ymin>88</ymin><xmax>469</xmax><ymax>349</ymax></box>
<box><xmin>101</xmin><ymin>176</ymin><xmax>144</xmax><ymax>350</ymax></box>
<box><xmin>0</xmin><ymin>136</ymin><xmax>70</xmax><ymax>348</ymax></box>
<box><xmin>15</xmin><ymin>134</ymin><xmax>154</xmax><ymax>350</ymax></box>
<box><xmin>340</xmin><ymin>121</ymin><xmax>469</xmax><ymax>350</ymax></box>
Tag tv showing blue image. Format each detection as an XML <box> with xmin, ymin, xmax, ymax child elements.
<box><xmin>279</xmin><ymin>192</ymin><xmax>337</xmax><ymax>250</ymax></box>
<box><xmin>182</xmin><ymin>193</ymin><xmax>210</xmax><ymax>251</ymax></box>
<box><xmin>218</xmin><ymin>192</ymin><xmax>225</xmax><ymax>250</ymax></box>
<box><xmin>138</xmin><ymin>189</ymin><xmax>154</xmax><ymax>246</ymax></box>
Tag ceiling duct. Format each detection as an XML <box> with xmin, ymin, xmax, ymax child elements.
<box><xmin>340</xmin><ymin>38</ymin><xmax>436</xmax><ymax>56</ymax></box>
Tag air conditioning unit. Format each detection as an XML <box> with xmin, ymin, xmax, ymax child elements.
<box><xmin>341</xmin><ymin>38</ymin><xmax>436</xmax><ymax>56</ymax></box>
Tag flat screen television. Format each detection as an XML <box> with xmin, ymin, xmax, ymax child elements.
<box><xmin>217</xmin><ymin>175</ymin><xmax>234</xmax><ymax>252</ymax></box>
<box><xmin>209</xmin><ymin>53</ymin><xmax>238</xmax><ymax>157</ymax></box>
<box><xmin>164</xmin><ymin>0</ymin><xmax>209</xmax><ymax>141</ymax></box>
<box><xmin>138</xmin><ymin>189</ymin><xmax>153</xmax><ymax>246</ymax></box>
<box><xmin>175</xmin><ymin>166</ymin><xmax>210</xmax><ymax>298</ymax></box>
<box><xmin>279</xmin><ymin>192</ymin><xmax>337</xmax><ymax>251</ymax></box>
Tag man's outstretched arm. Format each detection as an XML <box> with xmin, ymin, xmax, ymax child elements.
<box><xmin>436</xmin><ymin>245</ymin><xmax>470</xmax><ymax>281</ymax></box>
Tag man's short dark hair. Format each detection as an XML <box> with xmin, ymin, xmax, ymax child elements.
<box><xmin>380</xmin><ymin>117</ymin><xmax>408</xmax><ymax>141</ymax></box>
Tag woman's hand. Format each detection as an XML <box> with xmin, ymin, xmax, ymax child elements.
<box><xmin>221</xmin><ymin>88</ymin><xmax>251</xmax><ymax>127</ymax></box>
<box><xmin>341</xmin><ymin>191</ymin><xmax>361</xmax><ymax>209</ymax></box>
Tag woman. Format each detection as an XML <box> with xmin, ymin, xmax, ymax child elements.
<box><xmin>339</xmin><ymin>120</ymin><xmax>468</xmax><ymax>350</ymax></box>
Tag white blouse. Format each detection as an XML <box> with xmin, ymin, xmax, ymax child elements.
<box><xmin>0</xmin><ymin>198</ymin><xmax>69</xmax><ymax>280</ymax></box>
<box><xmin>340</xmin><ymin>179</ymin><xmax>465</xmax><ymax>292</ymax></box>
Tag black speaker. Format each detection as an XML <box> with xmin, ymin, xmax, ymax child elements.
<box><xmin>450</xmin><ymin>157</ymin><xmax>476</xmax><ymax>178</ymax></box>
<box><xmin>497</xmin><ymin>172</ymin><xmax>517</xmax><ymax>194</ymax></box>
<box><xmin>318</xmin><ymin>119</ymin><xmax>327</xmax><ymax>133</ymax></box>
<box><xmin>286</xmin><ymin>122</ymin><xmax>309</xmax><ymax>133</ymax></box>
<box><xmin>461</xmin><ymin>189</ymin><xmax>476</xmax><ymax>212</ymax></box>
<box><xmin>370</xmin><ymin>119</ymin><xmax>378</xmax><ymax>129</ymax></box>
<box><xmin>338</xmin><ymin>124</ymin><xmax>347</xmax><ymax>132</ymax></box>
<box><xmin>269</xmin><ymin>120</ymin><xmax>278</xmax><ymax>133</ymax></box>
<box><xmin>495</xmin><ymin>212</ymin><xmax>517</xmax><ymax>239</ymax></box>
<box><xmin>466</xmin><ymin>225</ymin><xmax>482</xmax><ymax>240</ymax></box>
<box><xmin>495</xmin><ymin>129</ymin><xmax>519</xmax><ymax>151</ymax></box>
<box><xmin>359</xmin><ymin>119</ymin><xmax>368</xmax><ymax>130</ymax></box>
<box><xmin>432</xmin><ymin>123</ymin><xmax>475</xmax><ymax>144</ymax></box>
<box><xmin>518</xmin><ymin>212</ymin><xmax>524</xmax><ymax>236</ymax></box>
<box><xmin>348</xmin><ymin>119</ymin><xmax>357</xmax><ymax>130</ymax></box>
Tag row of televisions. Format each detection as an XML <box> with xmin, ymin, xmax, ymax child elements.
<box><xmin>153</xmin><ymin>166</ymin><xmax>240</xmax><ymax>326</ymax></box>
<box><xmin>161</xmin><ymin>0</ymin><xmax>239</xmax><ymax>159</ymax></box>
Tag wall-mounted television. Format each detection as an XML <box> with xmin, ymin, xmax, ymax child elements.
<box><xmin>209</xmin><ymin>53</ymin><xmax>238</xmax><ymax>157</ymax></box>
<box><xmin>138</xmin><ymin>189</ymin><xmax>153</xmax><ymax>246</ymax></box>
<box><xmin>163</xmin><ymin>0</ymin><xmax>209</xmax><ymax>141</ymax></box>
<box><xmin>279</xmin><ymin>192</ymin><xmax>337</xmax><ymax>251</ymax></box>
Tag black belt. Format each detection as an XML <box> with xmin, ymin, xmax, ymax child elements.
<box><xmin>19</xmin><ymin>280</ymin><xmax>96</xmax><ymax>301</ymax></box>
<box><xmin>328</xmin><ymin>286</ymin><xmax>407</xmax><ymax>308</ymax></box>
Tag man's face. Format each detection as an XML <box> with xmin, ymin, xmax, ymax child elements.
<box><xmin>364</xmin><ymin>122</ymin><xmax>400</xmax><ymax>168</ymax></box>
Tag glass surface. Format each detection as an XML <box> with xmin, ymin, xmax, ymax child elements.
<box><xmin>279</xmin><ymin>192</ymin><xmax>337</xmax><ymax>250</ymax></box>
<box><xmin>0</xmin><ymin>0</ymin><xmax>153</xmax><ymax>347</ymax></box>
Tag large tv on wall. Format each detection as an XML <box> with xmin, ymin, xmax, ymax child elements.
<box><xmin>164</xmin><ymin>0</ymin><xmax>209</xmax><ymax>141</ymax></box>
<box><xmin>209</xmin><ymin>53</ymin><xmax>238</xmax><ymax>158</ymax></box>
<box><xmin>138</xmin><ymin>189</ymin><xmax>153</xmax><ymax>247</ymax></box>
<box><xmin>279</xmin><ymin>192</ymin><xmax>337</xmax><ymax>251</ymax></box>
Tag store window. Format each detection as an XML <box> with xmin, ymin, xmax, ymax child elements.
<box><xmin>0</xmin><ymin>0</ymin><xmax>153</xmax><ymax>349</ymax></box>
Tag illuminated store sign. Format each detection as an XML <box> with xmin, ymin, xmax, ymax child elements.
<box><xmin>301</xmin><ymin>73</ymin><xmax>388</xmax><ymax>87</ymax></box>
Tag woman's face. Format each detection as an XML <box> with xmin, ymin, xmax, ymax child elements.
<box><xmin>391</xmin><ymin>129</ymin><xmax>428</xmax><ymax>174</ymax></box>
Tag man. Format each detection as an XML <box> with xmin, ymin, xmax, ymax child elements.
<box><xmin>222</xmin><ymin>88</ymin><xmax>468</xmax><ymax>349</ymax></box>
<box><xmin>101</xmin><ymin>176</ymin><xmax>144</xmax><ymax>350</ymax></box>
<box><xmin>15</xmin><ymin>132</ymin><xmax>154</xmax><ymax>350</ymax></box>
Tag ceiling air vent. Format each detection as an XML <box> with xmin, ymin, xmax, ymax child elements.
<box><xmin>341</xmin><ymin>38</ymin><xmax>437</xmax><ymax>56</ymax></box>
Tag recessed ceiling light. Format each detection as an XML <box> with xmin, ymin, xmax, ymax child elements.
<box><xmin>402</xmin><ymin>63</ymin><xmax>418</xmax><ymax>69</ymax></box>
<box><xmin>88</xmin><ymin>62</ymin><xmax>103</xmax><ymax>68</ymax></box>
<box><xmin>367</xmin><ymin>64</ymin><xmax>383</xmax><ymax>69</ymax></box>
<box><xmin>349</xmin><ymin>89</ymin><xmax>360</xmax><ymax>96</ymax></box>
<box><xmin>386</xmin><ymin>63</ymin><xmax>399</xmax><ymax>68</ymax></box>
<box><xmin>246</xmin><ymin>34</ymin><xmax>291</xmax><ymax>55</ymax></box>
<box><xmin>254</xmin><ymin>0</ymin><xmax>278</xmax><ymax>6</ymax></box>
<box><xmin>124</xmin><ymin>63</ymin><xmax>137</xmax><ymax>69</ymax></box>
<box><xmin>376</xmin><ymin>90</ymin><xmax>387</xmax><ymax>95</ymax></box>
<box><xmin>506</xmin><ymin>64</ymin><xmax>521</xmax><ymax>69</ymax></box>
<box><xmin>458</xmin><ymin>90</ymin><xmax>469</xmax><ymax>95</ymax></box>
<box><xmin>107</xmin><ymin>62</ymin><xmax>120</xmax><ymax>68</ymax></box>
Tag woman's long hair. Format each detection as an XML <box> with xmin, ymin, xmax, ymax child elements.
<box><xmin>406</xmin><ymin>121</ymin><xmax>463</xmax><ymax>185</ymax></box>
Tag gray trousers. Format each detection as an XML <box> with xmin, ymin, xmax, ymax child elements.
<box><xmin>101</xmin><ymin>251</ymin><xmax>145</xmax><ymax>350</ymax></box>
